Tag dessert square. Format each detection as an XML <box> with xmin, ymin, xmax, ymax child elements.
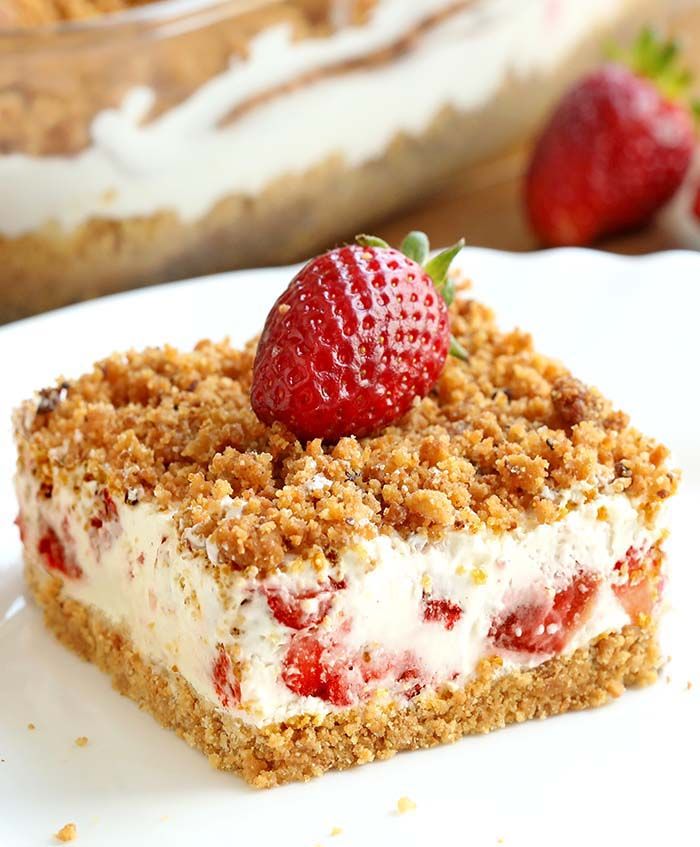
<box><xmin>13</xmin><ymin>296</ymin><xmax>676</xmax><ymax>787</ymax></box>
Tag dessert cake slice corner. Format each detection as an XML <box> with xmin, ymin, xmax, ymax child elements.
<box><xmin>13</xmin><ymin>297</ymin><xmax>677</xmax><ymax>787</ymax></box>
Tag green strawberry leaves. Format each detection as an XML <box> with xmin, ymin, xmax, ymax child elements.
<box><xmin>424</xmin><ymin>238</ymin><xmax>465</xmax><ymax>306</ymax></box>
<box><xmin>355</xmin><ymin>230</ymin><xmax>468</xmax><ymax>362</ymax></box>
<box><xmin>399</xmin><ymin>231</ymin><xmax>430</xmax><ymax>265</ymax></box>
<box><xmin>356</xmin><ymin>234</ymin><xmax>390</xmax><ymax>250</ymax></box>
<box><xmin>610</xmin><ymin>28</ymin><xmax>700</xmax><ymax>119</ymax></box>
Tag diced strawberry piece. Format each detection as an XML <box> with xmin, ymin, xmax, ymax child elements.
<box><xmin>281</xmin><ymin>632</ymin><xmax>428</xmax><ymax>706</ymax></box>
<box><xmin>615</xmin><ymin>578</ymin><xmax>658</xmax><ymax>623</ymax></box>
<box><xmin>14</xmin><ymin>513</ymin><xmax>26</xmax><ymax>543</ymax></box>
<box><xmin>101</xmin><ymin>488</ymin><xmax>118</xmax><ymax>522</ymax></box>
<box><xmin>613</xmin><ymin>545</ymin><xmax>663</xmax><ymax>623</ymax></box>
<box><xmin>322</xmin><ymin>663</ymin><xmax>358</xmax><ymax>707</ymax></box>
<box><xmin>359</xmin><ymin>648</ymin><xmax>392</xmax><ymax>683</ymax></box>
<box><xmin>212</xmin><ymin>645</ymin><xmax>240</xmax><ymax>708</ymax></box>
<box><xmin>281</xmin><ymin>635</ymin><xmax>325</xmax><ymax>697</ymax></box>
<box><xmin>490</xmin><ymin>573</ymin><xmax>599</xmax><ymax>654</ymax></box>
<box><xmin>265</xmin><ymin>579</ymin><xmax>345</xmax><ymax>630</ymax></box>
<box><xmin>397</xmin><ymin>666</ymin><xmax>424</xmax><ymax>700</ymax></box>
<box><xmin>38</xmin><ymin>527</ymin><xmax>82</xmax><ymax>579</ymax></box>
<box><xmin>693</xmin><ymin>184</ymin><xmax>700</xmax><ymax>220</ymax></box>
<box><xmin>422</xmin><ymin>596</ymin><xmax>463</xmax><ymax>631</ymax></box>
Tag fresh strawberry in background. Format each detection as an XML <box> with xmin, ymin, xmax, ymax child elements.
<box><xmin>658</xmin><ymin>149</ymin><xmax>700</xmax><ymax>249</ymax></box>
<box><xmin>251</xmin><ymin>231</ymin><xmax>467</xmax><ymax>441</ymax></box>
<box><xmin>525</xmin><ymin>29</ymin><xmax>698</xmax><ymax>247</ymax></box>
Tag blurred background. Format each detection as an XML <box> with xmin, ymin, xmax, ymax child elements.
<box><xmin>1</xmin><ymin>0</ymin><xmax>698</xmax><ymax>323</ymax></box>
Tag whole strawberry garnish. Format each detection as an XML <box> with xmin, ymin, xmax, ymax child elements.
<box><xmin>526</xmin><ymin>29</ymin><xmax>697</xmax><ymax>246</ymax></box>
<box><xmin>251</xmin><ymin>232</ymin><xmax>465</xmax><ymax>441</ymax></box>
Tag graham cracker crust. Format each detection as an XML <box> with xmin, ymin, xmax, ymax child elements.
<box><xmin>25</xmin><ymin>553</ymin><xmax>661</xmax><ymax>788</ymax></box>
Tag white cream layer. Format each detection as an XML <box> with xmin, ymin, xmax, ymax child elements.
<box><xmin>17</xmin><ymin>469</ymin><xmax>659</xmax><ymax>727</ymax></box>
<box><xmin>2</xmin><ymin>0</ymin><xmax>626</xmax><ymax>237</ymax></box>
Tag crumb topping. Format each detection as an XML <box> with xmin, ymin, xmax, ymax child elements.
<box><xmin>396</xmin><ymin>796</ymin><xmax>416</xmax><ymax>814</ymax></box>
<box><xmin>55</xmin><ymin>822</ymin><xmax>77</xmax><ymax>843</ymax></box>
<box><xmin>14</xmin><ymin>298</ymin><xmax>678</xmax><ymax>577</ymax></box>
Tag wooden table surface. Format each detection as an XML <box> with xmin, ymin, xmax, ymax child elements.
<box><xmin>378</xmin><ymin>6</ymin><xmax>700</xmax><ymax>256</ymax></box>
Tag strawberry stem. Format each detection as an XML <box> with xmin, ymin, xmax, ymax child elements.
<box><xmin>356</xmin><ymin>234</ymin><xmax>390</xmax><ymax>249</ymax></box>
<box><xmin>449</xmin><ymin>336</ymin><xmax>469</xmax><ymax>362</ymax></box>
<box><xmin>400</xmin><ymin>231</ymin><xmax>430</xmax><ymax>265</ymax></box>
<box><xmin>423</xmin><ymin>239</ymin><xmax>465</xmax><ymax>306</ymax></box>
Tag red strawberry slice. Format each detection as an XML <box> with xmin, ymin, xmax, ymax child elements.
<box><xmin>281</xmin><ymin>634</ymin><xmax>325</xmax><ymax>698</ymax></box>
<box><xmin>38</xmin><ymin>527</ymin><xmax>82</xmax><ymax>579</ymax></box>
<box><xmin>281</xmin><ymin>635</ymin><xmax>427</xmax><ymax>705</ymax></box>
<box><xmin>397</xmin><ymin>666</ymin><xmax>424</xmax><ymax>700</ymax></box>
<box><xmin>251</xmin><ymin>232</ymin><xmax>466</xmax><ymax>441</ymax></box>
<box><xmin>212</xmin><ymin>645</ymin><xmax>241</xmax><ymax>708</ymax></box>
<box><xmin>613</xmin><ymin>545</ymin><xmax>663</xmax><ymax>623</ymax></box>
<box><xmin>422</xmin><ymin>596</ymin><xmax>463</xmax><ymax>631</ymax></box>
<box><xmin>265</xmin><ymin>579</ymin><xmax>345</xmax><ymax>630</ymax></box>
<box><xmin>526</xmin><ymin>31</ymin><xmax>695</xmax><ymax>247</ymax></box>
<box><xmin>322</xmin><ymin>661</ymin><xmax>361</xmax><ymax>707</ymax></box>
<box><xmin>489</xmin><ymin>573</ymin><xmax>599</xmax><ymax>654</ymax></box>
<box><xmin>101</xmin><ymin>488</ymin><xmax>118</xmax><ymax>521</ymax></box>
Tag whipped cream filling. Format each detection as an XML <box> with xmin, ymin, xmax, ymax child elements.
<box><xmin>2</xmin><ymin>0</ymin><xmax>626</xmax><ymax>237</ymax></box>
<box><xmin>16</xmin><ymin>469</ymin><xmax>662</xmax><ymax>726</ymax></box>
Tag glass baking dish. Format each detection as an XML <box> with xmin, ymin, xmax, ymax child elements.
<box><xmin>0</xmin><ymin>0</ymin><xmax>667</xmax><ymax>320</ymax></box>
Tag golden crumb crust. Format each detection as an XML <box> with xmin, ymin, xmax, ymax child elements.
<box><xmin>26</xmin><ymin>554</ymin><xmax>661</xmax><ymax>788</ymax></box>
<box><xmin>54</xmin><ymin>821</ymin><xmax>77</xmax><ymax>843</ymax></box>
<box><xmin>14</xmin><ymin>297</ymin><xmax>678</xmax><ymax>576</ymax></box>
<box><xmin>0</xmin><ymin>0</ymin><xmax>148</xmax><ymax>26</ymax></box>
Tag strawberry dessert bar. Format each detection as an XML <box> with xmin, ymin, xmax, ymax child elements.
<box><xmin>14</xmin><ymin>234</ymin><xmax>677</xmax><ymax>786</ymax></box>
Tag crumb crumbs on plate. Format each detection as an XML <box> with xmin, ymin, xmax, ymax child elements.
<box><xmin>687</xmin><ymin>681</ymin><xmax>693</xmax><ymax>690</ymax></box>
<box><xmin>396</xmin><ymin>796</ymin><xmax>416</xmax><ymax>814</ymax></box>
<box><xmin>55</xmin><ymin>822</ymin><xmax>77</xmax><ymax>842</ymax></box>
<box><xmin>74</xmin><ymin>736</ymin><xmax>88</xmax><ymax>747</ymax></box>
<box><xmin>27</xmin><ymin>723</ymin><xmax>35</xmax><ymax>730</ymax></box>
<box><xmin>330</xmin><ymin>826</ymin><xmax>343</xmax><ymax>836</ymax></box>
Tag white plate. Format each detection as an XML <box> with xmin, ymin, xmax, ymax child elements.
<box><xmin>1</xmin><ymin>249</ymin><xmax>698</xmax><ymax>847</ymax></box>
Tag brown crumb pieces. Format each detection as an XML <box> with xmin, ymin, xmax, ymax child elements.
<box><xmin>27</xmin><ymin>722</ymin><xmax>35</xmax><ymax>731</ymax></box>
<box><xmin>75</xmin><ymin>736</ymin><xmax>89</xmax><ymax>747</ymax></box>
<box><xmin>55</xmin><ymin>822</ymin><xmax>77</xmax><ymax>843</ymax></box>
<box><xmin>687</xmin><ymin>681</ymin><xmax>693</xmax><ymax>691</ymax></box>
<box><xmin>396</xmin><ymin>796</ymin><xmax>416</xmax><ymax>814</ymax></box>
<box><xmin>550</xmin><ymin>376</ymin><xmax>606</xmax><ymax>429</ymax></box>
<box><xmin>14</xmin><ymin>299</ymin><xmax>677</xmax><ymax>577</ymax></box>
